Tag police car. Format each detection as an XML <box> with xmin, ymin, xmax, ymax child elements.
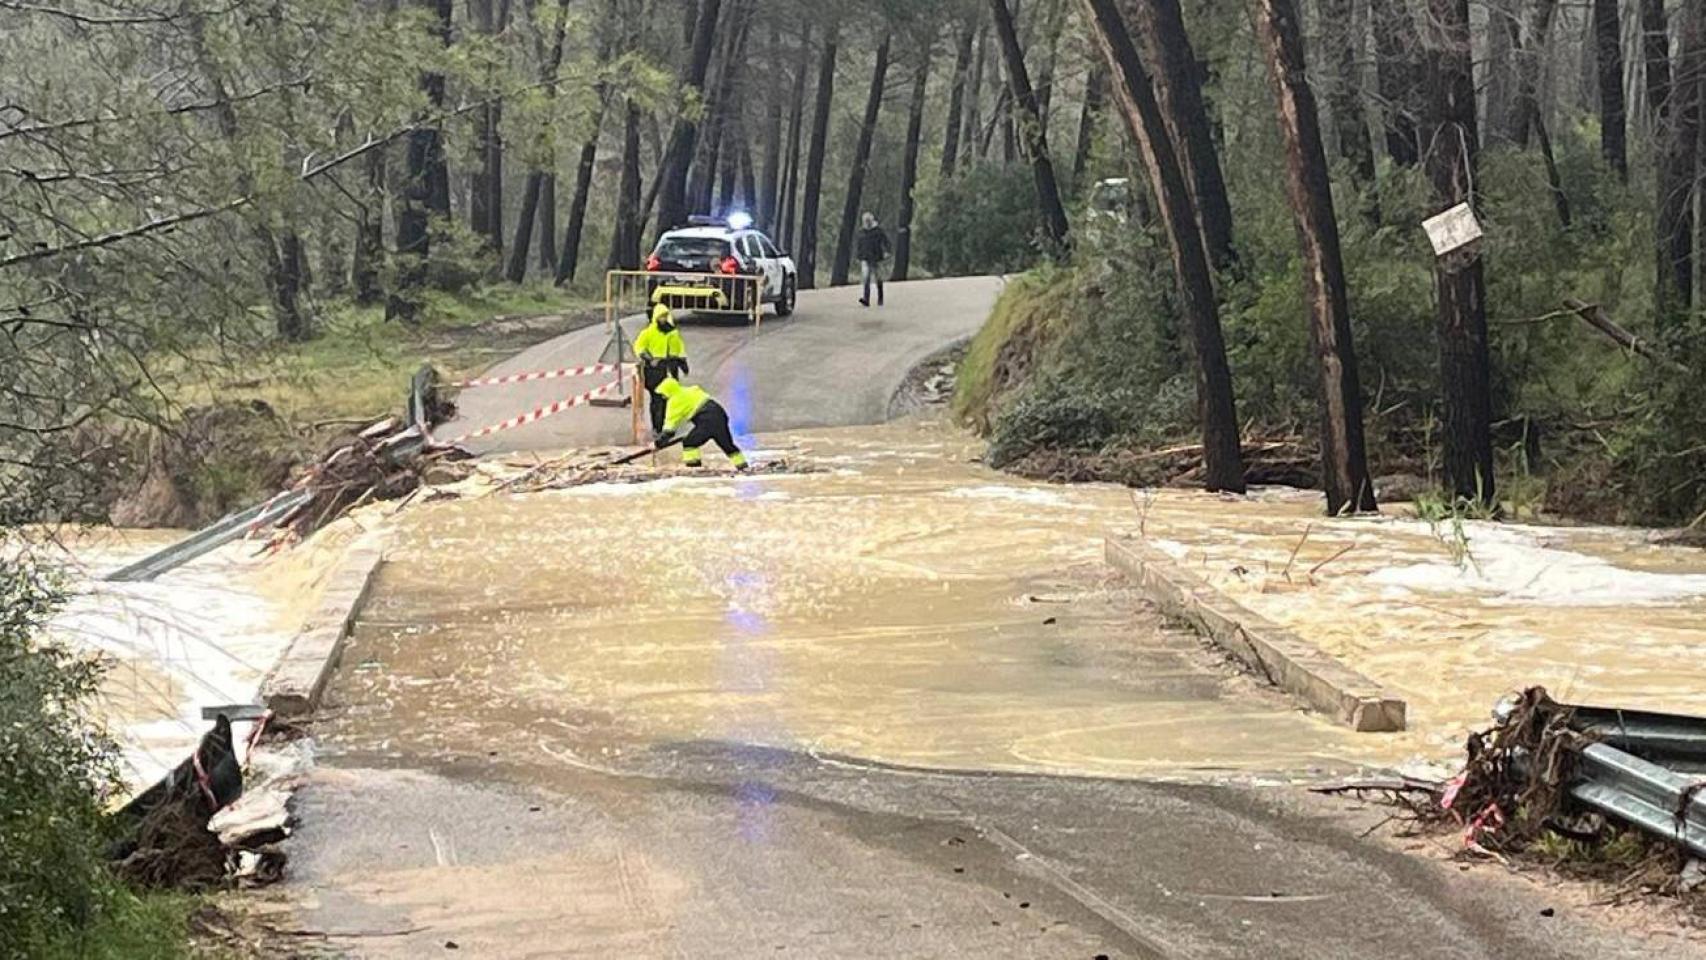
<box><xmin>645</xmin><ymin>213</ymin><xmax>798</xmax><ymax>318</ymax></box>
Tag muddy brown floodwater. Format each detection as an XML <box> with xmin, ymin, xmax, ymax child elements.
<box><xmin>322</xmin><ymin>418</ymin><xmax>1383</xmax><ymax>783</ymax></box>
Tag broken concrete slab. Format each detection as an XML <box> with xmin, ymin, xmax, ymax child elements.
<box><xmin>1105</xmin><ymin>536</ymin><xmax>1407</xmax><ymax>733</ymax></box>
<box><xmin>261</xmin><ymin>537</ymin><xmax>385</xmax><ymax>720</ymax></box>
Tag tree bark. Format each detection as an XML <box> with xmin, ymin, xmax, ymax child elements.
<box><xmin>1658</xmin><ymin>0</ymin><xmax>1703</xmax><ymax>316</ymax></box>
<box><xmin>469</xmin><ymin>0</ymin><xmax>504</xmax><ymax>254</ymax></box>
<box><xmin>1034</xmin><ymin>0</ymin><xmax>1070</xmax><ymax>126</ymax></box>
<box><xmin>990</xmin><ymin>0</ymin><xmax>1073</xmax><ymax>254</ymax></box>
<box><xmin>1124</xmin><ymin>0</ymin><xmax>1237</xmax><ymax>269</ymax></box>
<box><xmin>1073</xmin><ymin>63</ymin><xmax>1108</xmax><ymax>187</ymax></box>
<box><xmin>1081</xmin><ymin>0</ymin><xmax>1246</xmax><ymax>492</ymax></box>
<box><xmin>352</xmin><ymin>144</ymin><xmax>386</xmax><ymax>304</ymax></box>
<box><xmin>831</xmin><ymin>34</ymin><xmax>893</xmax><ymax>286</ymax></box>
<box><xmin>556</xmin><ymin>98</ymin><xmax>607</xmax><ymax>285</ymax></box>
<box><xmin>537</xmin><ymin>173</ymin><xmax>557</xmax><ymax>272</ymax></box>
<box><xmin>1370</xmin><ymin>0</ymin><xmax>1422</xmax><ymax>165</ymax></box>
<box><xmin>942</xmin><ymin>17</ymin><xmax>977</xmax><ymax>179</ymax></box>
<box><xmin>1422</xmin><ymin>0</ymin><xmax>1496</xmax><ymax>506</ymax></box>
<box><xmin>1506</xmin><ymin>0</ymin><xmax>1557</xmax><ymax>147</ymax></box>
<box><xmin>964</xmin><ymin>23</ymin><xmax>989</xmax><ymax>167</ymax></box>
<box><xmin>656</xmin><ymin>0</ymin><xmax>725</xmax><ymax>235</ymax></box>
<box><xmin>799</xmin><ymin>21</ymin><xmax>839</xmax><ymax>289</ymax></box>
<box><xmin>1250</xmin><ymin>0</ymin><xmax>1377</xmax><ymax>514</ymax></box>
<box><xmin>608</xmin><ymin>100</ymin><xmax>645</xmax><ymax>270</ymax></box>
<box><xmin>1595</xmin><ymin>0</ymin><xmax>1629</xmax><ymax>178</ymax></box>
<box><xmin>1644</xmin><ymin>0</ymin><xmax>1672</xmax><ymax>128</ymax></box>
<box><xmin>758</xmin><ymin>24</ymin><xmax>786</xmax><ymax>230</ymax></box>
<box><xmin>691</xmin><ymin>9</ymin><xmax>747</xmax><ymax>214</ymax></box>
<box><xmin>507</xmin><ymin>173</ymin><xmax>545</xmax><ymax>282</ymax></box>
<box><xmin>1320</xmin><ymin>0</ymin><xmax>1376</xmax><ymax>186</ymax></box>
<box><xmin>894</xmin><ymin>47</ymin><xmax>931</xmax><ymax>282</ymax></box>
<box><xmin>778</xmin><ymin>24</ymin><xmax>811</xmax><ymax>247</ymax></box>
<box><xmin>506</xmin><ymin>0</ymin><xmax>572</xmax><ymax>283</ymax></box>
<box><xmin>389</xmin><ymin>0</ymin><xmax>454</xmax><ymax>321</ymax></box>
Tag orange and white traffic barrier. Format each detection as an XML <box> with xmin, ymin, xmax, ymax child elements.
<box><xmin>437</xmin><ymin>379</ymin><xmax>619</xmax><ymax>447</ymax></box>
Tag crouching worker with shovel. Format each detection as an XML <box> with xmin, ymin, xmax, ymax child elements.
<box><xmin>655</xmin><ymin>377</ymin><xmax>748</xmax><ymax>471</ymax></box>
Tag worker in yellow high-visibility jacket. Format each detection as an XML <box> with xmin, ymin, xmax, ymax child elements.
<box><xmin>655</xmin><ymin>377</ymin><xmax>748</xmax><ymax>471</ymax></box>
<box><xmin>633</xmin><ymin>303</ymin><xmax>688</xmax><ymax>438</ymax></box>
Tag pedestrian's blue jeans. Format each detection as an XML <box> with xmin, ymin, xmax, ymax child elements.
<box><xmin>861</xmin><ymin>260</ymin><xmax>886</xmax><ymax>303</ymax></box>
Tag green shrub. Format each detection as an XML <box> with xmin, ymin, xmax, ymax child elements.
<box><xmin>918</xmin><ymin>160</ymin><xmax>1045</xmax><ymax>277</ymax></box>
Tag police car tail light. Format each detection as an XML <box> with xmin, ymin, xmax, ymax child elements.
<box><xmin>719</xmin><ymin>256</ymin><xmax>739</xmax><ymax>276</ymax></box>
<box><xmin>645</xmin><ymin>254</ymin><xmax>661</xmax><ymax>272</ymax></box>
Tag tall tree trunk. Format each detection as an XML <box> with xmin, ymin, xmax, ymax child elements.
<box><xmin>1073</xmin><ymin>63</ymin><xmax>1108</xmax><ymax>187</ymax></box>
<box><xmin>942</xmin><ymin>18</ymin><xmax>977</xmax><ymax>178</ymax></box>
<box><xmin>1422</xmin><ymin>0</ymin><xmax>1496</xmax><ymax>506</ymax></box>
<box><xmin>894</xmin><ymin>47</ymin><xmax>931</xmax><ymax>282</ymax></box>
<box><xmin>799</xmin><ymin>21</ymin><xmax>839</xmax><ymax>289</ymax></box>
<box><xmin>1081</xmin><ymin>0</ymin><xmax>1246</xmax><ymax>492</ymax></box>
<box><xmin>1595</xmin><ymin>0</ymin><xmax>1629</xmax><ymax>178</ymax></box>
<box><xmin>1320</xmin><ymin>0</ymin><xmax>1376</xmax><ymax>185</ymax></box>
<box><xmin>690</xmin><ymin>11</ymin><xmax>743</xmax><ymax>214</ymax></box>
<box><xmin>657</xmin><ymin>0</ymin><xmax>725</xmax><ymax>235</ymax></box>
<box><xmin>1658</xmin><ymin>0</ymin><xmax>1703</xmax><ymax>316</ymax></box>
<box><xmin>964</xmin><ymin>23</ymin><xmax>989</xmax><ymax>167</ymax></box>
<box><xmin>1644</xmin><ymin>0</ymin><xmax>1673</xmax><ymax>128</ymax></box>
<box><xmin>1507</xmin><ymin>0</ymin><xmax>1557</xmax><ymax>146</ymax></box>
<box><xmin>556</xmin><ymin>98</ymin><xmax>608</xmax><ymax>285</ymax></box>
<box><xmin>537</xmin><ymin>173</ymin><xmax>558</xmax><ymax>271</ymax></box>
<box><xmin>778</xmin><ymin>25</ymin><xmax>811</xmax><ymax>248</ymax></box>
<box><xmin>352</xmin><ymin>145</ymin><xmax>386</xmax><ymax>304</ymax></box>
<box><xmin>1482</xmin><ymin>0</ymin><xmax>1518</xmax><ymax>138</ymax></box>
<box><xmin>1251</xmin><ymin>0</ymin><xmax>1377</xmax><ymax>514</ymax></box>
<box><xmin>738</xmin><ymin>132</ymin><xmax>757</xmax><ymax>210</ymax></box>
<box><xmin>831</xmin><ymin>34</ymin><xmax>894</xmax><ymax>287</ymax></box>
<box><xmin>506</xmin><ymin>0</ymin><xmax>572</xmax><ymax>283</ymax></box>
<box><xmin>758</xmin><ymin>25</ymin><xmax>787</xmax><ymax>230</ymax></box>
<box><xmin>389</xmin><ymin>0</ymin><xmax>454</xmax><ymax>321</ymax></box>
<box><xmin>990</xmin><ymin>0</ymin><xmax>1073</xmax><ymax>254</ymax></box>
<box><xmin>1370</xmin><ymin>0</ymin><xmax>1422</xmax><ymax>165</ymax></box>
<box><xmin>469</xmin><ymin>0</ymin><xmax>504</xmax><ymax>254</ymax></box>
<box><xmin>608</xmin><ymin>100</ymin><xmax>645</xmax><ymax>270</ymax></box>
<box><xmin>1125</xmin><ymin>0</ymin><xmax>1238</xmax><ymax>269</ymax></box>
<box><xmin>1034</xmin><ymin>0</ymin><xmax>1070</xmax><ymax>126</ymax></box>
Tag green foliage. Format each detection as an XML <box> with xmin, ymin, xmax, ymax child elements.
<box><xmin>0</xmin><ymin>555</ymin><xmax>190</xmax><ymax>958</ymax></box>
<box><xmin>918</xmin><ymin>160</ymin><xmax>1046</xmax><ymax>277</ymax></box>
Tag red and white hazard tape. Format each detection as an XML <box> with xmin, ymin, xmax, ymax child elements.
<box><xmin>438</xmin><ymin>379</ymin><xmax>619</xmax><ymax>446</ymax></box>
<box><xmin>450</xmin><ymin>362</ymin><xmax>625</xmax><ymax>389</ymax></box>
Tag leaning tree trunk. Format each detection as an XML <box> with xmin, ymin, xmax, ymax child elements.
<box><xmin>778</xmin><ymin>23</ymin><xmax>812</xmax><ymax>247</ymax></box>
<box><xmin>1658</xmin><ymin>0</ymin><xmax>1704</xmax><ymax>317</ymax></box>
<box><xmin>894</xmin><ymin>47</ymin><xmax>931</xmax><ymax>281</ymax></box>
<box><xmin>556</xmin><ymin>94</ymin><xmax>608</xmax><ymax>285</ymax></box>
<box><xmin>1594</xmin><ymin>0</ymin><xmax>1628</xmax><ymax>179</ymax></box>
<box><xmin>831</xmin><ymin>34</ymin><xmax>893</xmax><ymax>286</ymax></box>
<box><xmin>799</xmin><ymin>20</ymin><xmax>839</xmax><ymax>289</ymax></box>
<box><xmin>989</xmin><ymin>0</ymin><xmax>1073</xmax><ymax>254</ymax></box>
<box><xmin>537</xmin><ymin>174</ymin><xmax>558</xmax><ymax>271</ymax></box>
<box><xmin>691</xmin><ymin>10</ymin><xmax>746</xmax><ymax>214</ymax></box>
<box><xmin>942</xmin><ymin>18</ymin><xmax>976</xmax><ymax>178</ymax></box>
<box><xmin>1251</xmin><ymin>0</ymin><xmax>1377</xmax><ymax>514</ymax></box>
<box><xmin>1125</xmin><ymin>0</ymin><xmax>1237</xmax><ymax>269</ymax></box>
<box><xmin>1082</xmin><ymin>0</ymin><xmax>1246</xmax><ymax>492</ymax></box>
<box><xmin>506</xmin><ymin>0</ymin><xmax>572</xmax><ymax>283</ymax></box>
<box><xmin>608</xmin><ymin>100</ymin><xmax>645</xmax><ymax>270</ymax></box>
<box><xmin>1073</xmin><ymin>63</ymin><xmax>1107</xmax><ymax>188</ymax></box>
<box><xmin>1422</xmin><ymin>0</ymin><xmax>1496</xmax><ymax>507</ymax></box>
<box><xmin>1371</xmin><ymin>0</ymin><xmax>1422</xmax><ymax>165</ymax></box>
<box><xmin>656</xmin><ymin>0</ymin><xmax>725</xmax><ymax>236</ymax></box>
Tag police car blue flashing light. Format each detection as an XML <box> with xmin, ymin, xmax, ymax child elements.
<box><xmin>726</xmin><ymin>211</ymin><xmax>753</xmax><ymax>230</ymax></box>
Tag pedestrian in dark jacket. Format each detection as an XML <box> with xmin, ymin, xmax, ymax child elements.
<box><xmin>855</xmin><ymin>212</ymin><xmax>890</xmax><ymax>307</ymax></box>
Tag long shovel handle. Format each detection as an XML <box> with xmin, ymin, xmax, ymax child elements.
<box><xmin>609</xmin><ymin>437</ymin><xmax>682</xmax><ymax>467</ymax></box>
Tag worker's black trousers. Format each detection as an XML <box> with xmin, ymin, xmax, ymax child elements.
<box><xmin>683</xmin><ymin>401</ymin><xmax>741</xmax><ymax>459</ymax></box>
<box><xmin>641</xmin><ymin>363</ymin><xmax>674</xmax><ymax>436</ymax></box>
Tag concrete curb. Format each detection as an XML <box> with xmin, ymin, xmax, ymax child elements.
<box><xmin>1105</xmin><ymin>537</ymin><xmax>1407</xmax><ymax>733</ymax></box>
<box><xmin>260</xmin><ymin>536</ymin><xmax>386</xmax><ymax>721</ymax></box>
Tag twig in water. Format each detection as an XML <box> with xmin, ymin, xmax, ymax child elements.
<box><xmin>1308</xmin><ymin>543</ymin><xmax>1357</xmax><ymax>584</ymax></box>
<box><xmin>1281</xmin><ymin>524</ymin><xmax>1312</xmax><ymax>582</ymax></box>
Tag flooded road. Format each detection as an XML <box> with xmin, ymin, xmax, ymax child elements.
<box><xmin>323</xmin><ymin>419</ymin><xmax>1358</xmax><ymax>781</ymax></box>
<box><xmin>274</xmin><ymin>420</ymin><xmax>1706</xmax><ymax>959</ymax></box>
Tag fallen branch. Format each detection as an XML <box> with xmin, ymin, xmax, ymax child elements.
<box><xmin>1562</xmin><ymin>299</ymin><xmax>1691</xmax><ymax>373</ymax></box>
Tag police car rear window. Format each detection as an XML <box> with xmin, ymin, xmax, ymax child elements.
<box><xmin>657</xmin><ymin>237</ymin><xmax>732</xmax><ymax>260</ymax></box>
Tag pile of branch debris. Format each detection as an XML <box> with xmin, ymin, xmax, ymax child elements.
<box><xmin>494</xmin><ymin>448</ymin><xmax>810</xmax><ymax>495</ymax></box>
<box><xmin>1003</xmin><ymin>437</ymin><xmax>1316</xmax><ymax>489</ymax></box>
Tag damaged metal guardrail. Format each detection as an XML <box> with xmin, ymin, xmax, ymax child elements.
<box><xmin>1571</xmin><ymin>742</ymin><xmax>1706</xmax><ymax>858</ymax></box>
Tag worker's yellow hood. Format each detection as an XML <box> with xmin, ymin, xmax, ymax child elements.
<box><xmin>656</xmin><ymin>377</ymin><xmax>682</xmax><ymax>398</ymax></box>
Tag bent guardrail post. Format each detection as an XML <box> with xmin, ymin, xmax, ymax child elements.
<box><xmin>1570</xmin><ymin>742</ymin><xmax>1706</xmax><ymax>858</ymax></box>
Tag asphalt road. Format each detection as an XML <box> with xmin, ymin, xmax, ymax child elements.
<box><xmin>444</xmin><ymin>275</ymin><xmax>1003</xmax><ymax>453</ymax></box>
